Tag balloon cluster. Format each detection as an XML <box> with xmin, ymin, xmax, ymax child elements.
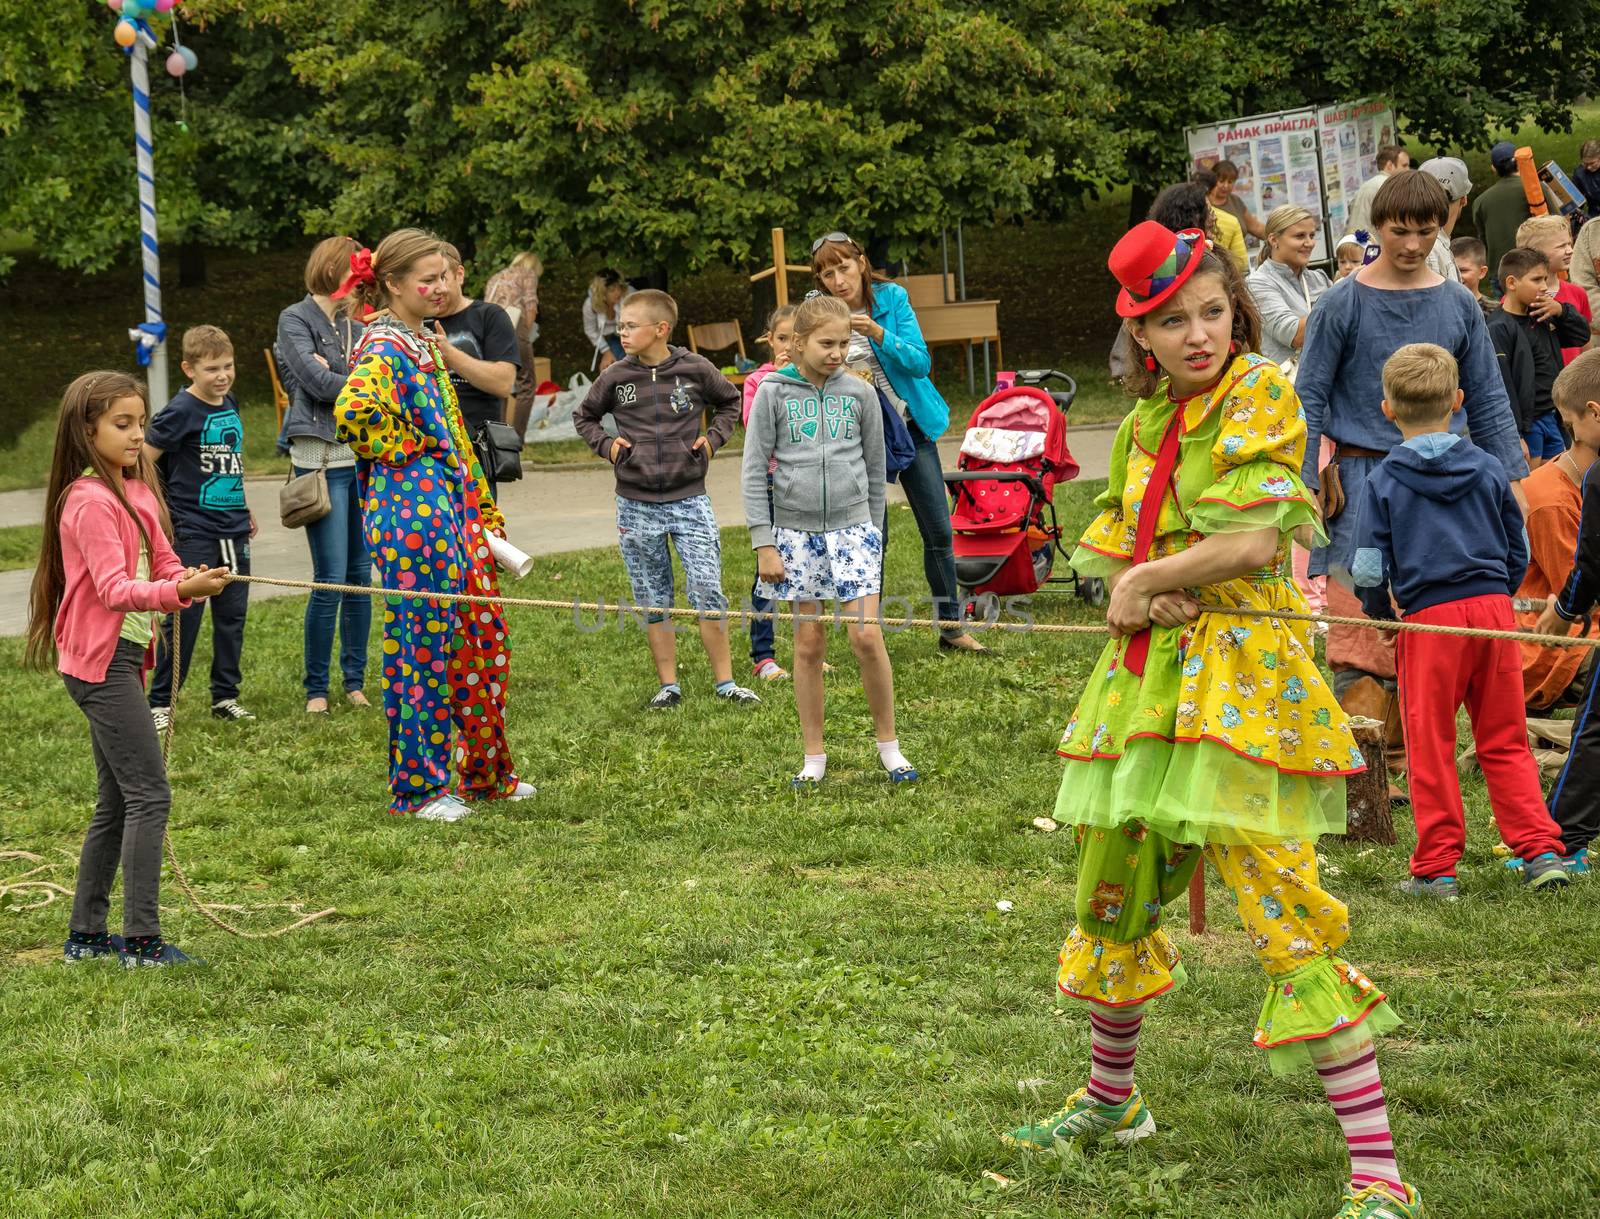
<box><xmin>107</xmin><ymin>0</ymin><xmax>198</xmax><ymax>76</ymax></box>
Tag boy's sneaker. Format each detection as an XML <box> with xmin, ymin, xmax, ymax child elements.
<box><xmin>414</xmin><ymin>794</ymin><xmax>471</xmax><ymax>822</ymax></box>
<box><xmin>1396</xmin><ymin>875</ymin><xmax>1459</xmax><ymax>900</ymax></box>
<box><xmin>150</xmin><ymin>706</ymin><xmax>172</xmax><ymax>734</ymax></box>
<box><xmin>753</xmin><ymin>659</ymin><xmax>790</xmax><ymax>682</ymax></box>
<box><xmin>63</xmin><ymin>933</ymin><xmax>124</xmax><ymax>963</ymax></box>
<box><xmin>119</xmin><ymin>940</ymin><xmax>205</xmax><ymax>968</ymax></box>
<box><xmin>715</xmin><ymin>684</ymin><xmax>761</xmax><ymax>705</ymax></box>
<box><xmin>504</xmin><ymin>781</ymin><xmax>537</xmax><ymax>801</ymax></box>
<box><xmin>1332</xmin><ymin>1181</ymin><xmax>1424</xmax><ymax>1218</ymax></box>
<box><xmin>211</xmin><ymin>699</ymin><xmax>256</xmax><ymax>722</ymax></box>
<box><xmin>1522</xmin><ymin>852</ymin><xmax>1570</xmax><ymax>890</ymax></box>
<box><xmin>648</xmin><ymin>687</ymin><xmax>682</xmax><ymax>711</ymax></box>
<box><xmin>1001</xmin><ymin>1086</ymin><xmax>1155</xmax><ymax>1151</ymax></box>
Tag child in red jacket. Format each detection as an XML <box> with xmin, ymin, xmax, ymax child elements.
<box><xmin>26</xmin><ymin>371</ymin><xmax>229</xmax><ymax>967</ymax></box>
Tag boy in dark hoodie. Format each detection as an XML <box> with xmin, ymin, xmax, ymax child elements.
<box><xmin>573</xmin><ymin>290</ymin><xmax>758</xmax><ymax>710</ymax></box>
<box><xmin>1351</xmin><ymin>343</ymin><xmax>1570</xmax><ymax>896</ymax></box>
<box><xmin>1487</xmin><ymin>246</ymin><xmax>1590</xmax><ymax>470</ymax></box>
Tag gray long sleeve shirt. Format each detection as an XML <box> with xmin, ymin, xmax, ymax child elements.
<box><xmin>1295</xmin><ymin>275</ymin><xmax>1527</xmax><ymax>491</ymax></box>
<box><xmin>742</xmin><ymin>366</ymin><xmax>885</xmax><ymax>549</ymax></box>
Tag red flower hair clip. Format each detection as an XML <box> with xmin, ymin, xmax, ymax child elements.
<box><xmin>331</xmin><ymin>247</ymin><xmax>376</xmax><ymax>300</ymax></box>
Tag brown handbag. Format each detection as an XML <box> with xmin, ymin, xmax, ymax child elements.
<box><xmin>279</xmin><ymin>448</ymin><xmax>331</xmax><ymax>529</ymax></box>
<box><xmin>1320</xmin><ymin>455</ymin><xmax>1346</xmax><ymax>522</ymax></box>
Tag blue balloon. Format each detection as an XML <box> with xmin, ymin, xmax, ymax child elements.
<box><xmin>178</xmin><ymin>45</ymin><xmax>197</xmax><ymax>71</ymax></box>
<box><xmin>122</xmin><ymin>0</ymin><xmax>145</xmax><ymax>15</ymax></box>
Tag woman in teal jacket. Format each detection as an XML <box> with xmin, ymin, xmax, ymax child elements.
<box><xmin>812</xmin><ymin>234</ymin><xmax>986</xmax><ymax>653</ymax></box>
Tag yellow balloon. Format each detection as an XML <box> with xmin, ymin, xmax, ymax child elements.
<box><xmin>113</xmin><ymin>19</ymin><xmax>137</xmax><ymax>46</ymax></box>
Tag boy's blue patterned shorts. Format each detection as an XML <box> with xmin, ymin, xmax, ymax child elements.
<box><xmin>616</xmin><ymin>494</ymin><xmax>728</xmax><ymax>621</ymax></box>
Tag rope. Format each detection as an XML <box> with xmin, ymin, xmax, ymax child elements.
<box><xmin>0</xmin><ymin>851</ymin><xmax>74</xmax><ymax>912</ymax></box>
<box><xmin>222</xmin><ymin>573</ymin><xmax>1600</xmax><ymax>651</ymax></box>
<box><xmin>157</xmin><ymin>606</ymin><xmax>337</xmax><ymax>939</ymax></box>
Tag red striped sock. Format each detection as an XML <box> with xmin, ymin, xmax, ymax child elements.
<box><xmin>1312</xmin><ymin>1037</ymin><xmax>1403</xmax><ymax>1194</ymax></box>
<box><xmin>1084</xmin><ymin>1005</ymin><xmax>1144</xmax><ymax>1105</ymax></box>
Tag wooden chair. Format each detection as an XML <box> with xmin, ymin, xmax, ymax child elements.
<box><xmin>686</xmin><ymin>321</ymin><xmax>748</xmax><ymax>385</ymax></box>
<box><xmin>265</xmin><ymin>347</ymin><xmax>290</xmax><ymax>432</ymax></box>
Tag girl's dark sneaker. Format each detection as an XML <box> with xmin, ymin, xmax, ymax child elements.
<box><xmin>63</xmin><ymin>933</ymin><xmax>124</xmax><ymax>962</ymax></box>
<box><xmin>119</xmin><ymin>940</ymin><xmax>205</xmax><ymax>968</ymax></box>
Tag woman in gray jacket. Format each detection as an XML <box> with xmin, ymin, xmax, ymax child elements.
<box><xmin>275</xmin><ymin>237</ymin><xmax>372</xmax><ymax>715</ymax></box>
<box><xmin>1246</xmin><ymin>205</ymin><xmax>1332</xmax><ymax>368</ymax></box>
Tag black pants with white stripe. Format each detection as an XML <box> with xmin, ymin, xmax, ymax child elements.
<box><xmin>149</xmin><ymin>533</ymin><xmax>251</xmax><ymax>708</ymax></box>
<box><xmin>1550</xmin><ymin>653</ymin><xmax>1600</xmax><ymax>856</ymax></box>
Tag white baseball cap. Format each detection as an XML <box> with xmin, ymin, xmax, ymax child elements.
<box><xmin>1419</xmin><ymin>156</ymin><xmax>1473</xmax><ymax>203</ymax></box>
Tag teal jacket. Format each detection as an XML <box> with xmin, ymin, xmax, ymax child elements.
<box><xmin>869</xmin><ymin>281</ymin><xmax>949</xmax><ymax>440</ymax></box>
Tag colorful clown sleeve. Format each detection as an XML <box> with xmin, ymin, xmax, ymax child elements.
<box><xmin>336</xmin><ymin>345</ymin><xmax>433</xmax><ymax>467</ymax></box>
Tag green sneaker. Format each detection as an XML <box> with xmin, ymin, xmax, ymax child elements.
<box><xmin>1001</xmin><ymin>1086</ymin><xmax>1155</xmax><ymax>1151</ymax></box>
<box><xmin>1332</xmin><ymin>1182</ymin><xmax>1424</xmax><ymax>1218</ymax></box>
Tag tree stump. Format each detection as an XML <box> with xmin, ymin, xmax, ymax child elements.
<box><xmin>1342</xmin><ymin>715</ymin><xmax>1396</xmax><ymax>844</ymax></box>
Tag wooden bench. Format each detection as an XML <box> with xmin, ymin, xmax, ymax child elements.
<box><xmin>895</xmin><ymin>274</ymin><xmax>1002</xmax><ymax>369</ymax></box>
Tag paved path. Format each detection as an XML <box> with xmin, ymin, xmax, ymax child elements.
<box><xmin>0</xmin><ymin>427</ymin><xmax>1117</xmax><ymax>637</ymax></box>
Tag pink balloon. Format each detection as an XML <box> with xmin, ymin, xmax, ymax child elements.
<box><xmin>106</xmin><ymin>0</ymin><xmax>122</xmax><ymax>10</ymax></box>
<box><xmin>166</xmin><ymin>50</ymin><xmax>188</xmax><ymax>77</ymax></box>
<box><xmin>156</xmin><ymin>0</ymin><xmax>177</xmax><ymax>11</ymax></box>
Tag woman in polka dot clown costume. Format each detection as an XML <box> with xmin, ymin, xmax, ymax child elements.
<box><xmin>334</xmin><ymin>228</ymin><xmax>532</xmax><ymax>823</ymax></box>
<box><xmin>1003</xmin><ymin>222</ymin><xmax>1422</xmax><ymax>1219</ymax></box>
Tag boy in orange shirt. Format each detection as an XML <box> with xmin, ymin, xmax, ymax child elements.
<box><xmin>1518</xmin><ymin>351</ymin><xmax>1600</xmax><ymax>709</ymax></box>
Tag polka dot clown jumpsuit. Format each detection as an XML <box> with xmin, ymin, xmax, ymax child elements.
<box><xmin>335</xmin><ymin>320</ymin><xmax>520</xmax><ymax>813</ymax></box>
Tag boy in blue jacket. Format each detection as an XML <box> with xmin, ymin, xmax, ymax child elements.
<box><xmin>1351</xmin><ymin>343</ymin><xmax>1570</xmax><ymax>897</ymax></box>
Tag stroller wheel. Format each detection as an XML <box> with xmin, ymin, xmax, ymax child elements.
<box><xmin>1078</xmin><ymin>576</ymin><xmax>1108</xmax><ymax>607</ymax></box>
<box><xmin>970</xmin><ymin>592</ymin><xmax>1002</xmax><ymax>625</ymax></box>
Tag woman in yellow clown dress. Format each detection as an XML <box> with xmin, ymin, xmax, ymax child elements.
<box><xmin>1004</xmin><ymin>222</ymin><xmax>1422</xmax><ymax>1219</ymax></box>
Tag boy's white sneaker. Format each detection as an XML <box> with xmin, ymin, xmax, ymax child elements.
<box><xmin>150</xmin><ymin>706</ymin><xmax>172</xmax><ymax>733</ymax></box>
<box><xmin>505</xmin><ymin>781</ymin><xmax>537</xmax><ymax>801</ymax></box>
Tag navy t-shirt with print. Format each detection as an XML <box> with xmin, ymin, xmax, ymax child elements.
<box><xmin>148</xmin><ymin>388</ymin><xmax>251</xmax><ymax>539</ymax></box>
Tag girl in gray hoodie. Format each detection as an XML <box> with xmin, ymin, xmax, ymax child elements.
<box><xmin>742</xmin><ymin>295</ymin><xmax>917</xmax><ymax>786</ymax></box>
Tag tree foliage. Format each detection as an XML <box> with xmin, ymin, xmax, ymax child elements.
<box><xmin>3</xmin><ymin>0</ymin><xmax>1598</xmax><ymax>277</ymax></box>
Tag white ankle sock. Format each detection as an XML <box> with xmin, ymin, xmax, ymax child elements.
<box><xmin>798</xmin><ymin>753</ymin><xmax>827</xmax><ymax>781</ymax></box>
<box><xmin>876</xmin><ymin>738</ymin><xmax>911</xmax><ymax>772</ymax></box>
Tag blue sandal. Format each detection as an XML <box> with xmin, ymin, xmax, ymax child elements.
<box><xmin>887</xmin><ymin>765</ymin><xmax>919</xmax><ymax>784</ymax></box>
<box><xmin>791</xmin><ymin>774</ymin><xmax>824</xmax><ymax>791</ymax></box>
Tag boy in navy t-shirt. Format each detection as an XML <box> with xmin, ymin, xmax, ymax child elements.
<box><xmin>146</xmin><ymin>325</ymin><xmax>256</xmax><ymax>725</ymax></box>
<box><xmin>1350</xmin><ymin>343</ymin><xmax>1569</xmax><ymax>897</ymax></box>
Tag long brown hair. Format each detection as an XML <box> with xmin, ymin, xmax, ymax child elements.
<box><xmin>810</xmin><ymin>236</ymin><xmax>877</xmax><ymax>311</ymax></box>
<box><xmin>26</xmin><ymin>372</ymin><xmax>172</xmax><ymax>669</ymax></box>
<box><xmin>341</xmin><ymin>227</ymin><xmax>445</xmax><ymax>319</ymax></box>
<box><xmin>1121</xmin><ymin>250</ymin><xmax>1263</xmax><ymax>398</ymax></box>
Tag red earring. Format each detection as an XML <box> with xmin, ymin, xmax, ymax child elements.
<box><xmin>1228</xmin><ymin>340</ymin><xmax>1239</xmax><ymax>354</ymax></box>
<box><xmin>1142</xmin><ymin>353</ymin><xmax>1157</xmax><ymax>372</ymax></box>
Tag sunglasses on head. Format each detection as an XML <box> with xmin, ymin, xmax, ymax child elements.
<box><xmin>811</xmin><ymin>231</ymin><xmax>858</xmax><ymax>254</ymax></box>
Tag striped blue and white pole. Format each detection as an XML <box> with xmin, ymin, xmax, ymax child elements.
<box><xmin>126</xmin><ymin>22</ymin><xmax>169</xmax><ymax>406</ymax></box>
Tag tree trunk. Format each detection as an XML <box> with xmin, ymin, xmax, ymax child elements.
<box><xmin>1128</xmin><ymin>184</ymin><xmax>1156</xmax><ymax>229</ymax></box>
<box><xmin>177</xmin><ymin>241</ymin><xmax>207</xmax><ymax>288</ymax></box>
<box><xmin>1342</xmin><ymin>716</ymin><xmax>1396</xmax><ymax>844</ymax></box>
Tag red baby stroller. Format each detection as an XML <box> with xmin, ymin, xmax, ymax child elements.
<box><xmin>942</xmin><ymin>369</ymin><xmax>1105</xmax><ymax>608</ymax></box>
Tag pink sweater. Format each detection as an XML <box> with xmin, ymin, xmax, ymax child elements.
<box><xmin>740</xmin><ymin>362</ymin><xmax>776</xmax><ymax>426</ymax></box>
<box><xmin>55</xmin><ymin>476</ymin><xmax>190</xmax><ymax>683</ymax></box>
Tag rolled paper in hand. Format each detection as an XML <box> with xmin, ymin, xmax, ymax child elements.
<box><xmin>487</xmin><ymin>532</ymin><xmax>533</xmax><ymax>579</ymax></box>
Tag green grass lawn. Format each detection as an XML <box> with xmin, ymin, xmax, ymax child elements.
<box><xmin>0</xmin><ymin>523</ymin><xmax>42</xmax><ymax>573</ymax></box>
<box><xmin>2</xmin><ymin>481</ymin><xmax>1596</xmax><ymax>1217</ymax></box>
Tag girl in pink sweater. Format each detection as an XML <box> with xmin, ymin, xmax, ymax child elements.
<box><xmin>26</xmin><ymin>372</ymin><xmax>229</xmax><ymax>967</ymax></box>
<box><xmin>742</xmin><ymin>305</ymin><xmax>797</xmax><ymax>680</ymax></box>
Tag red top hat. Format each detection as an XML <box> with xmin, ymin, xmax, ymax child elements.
<box><xmin>1109</xmin><ymin>222</ymin><xmax>1209</xmax><ymax>318</ymax></box>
